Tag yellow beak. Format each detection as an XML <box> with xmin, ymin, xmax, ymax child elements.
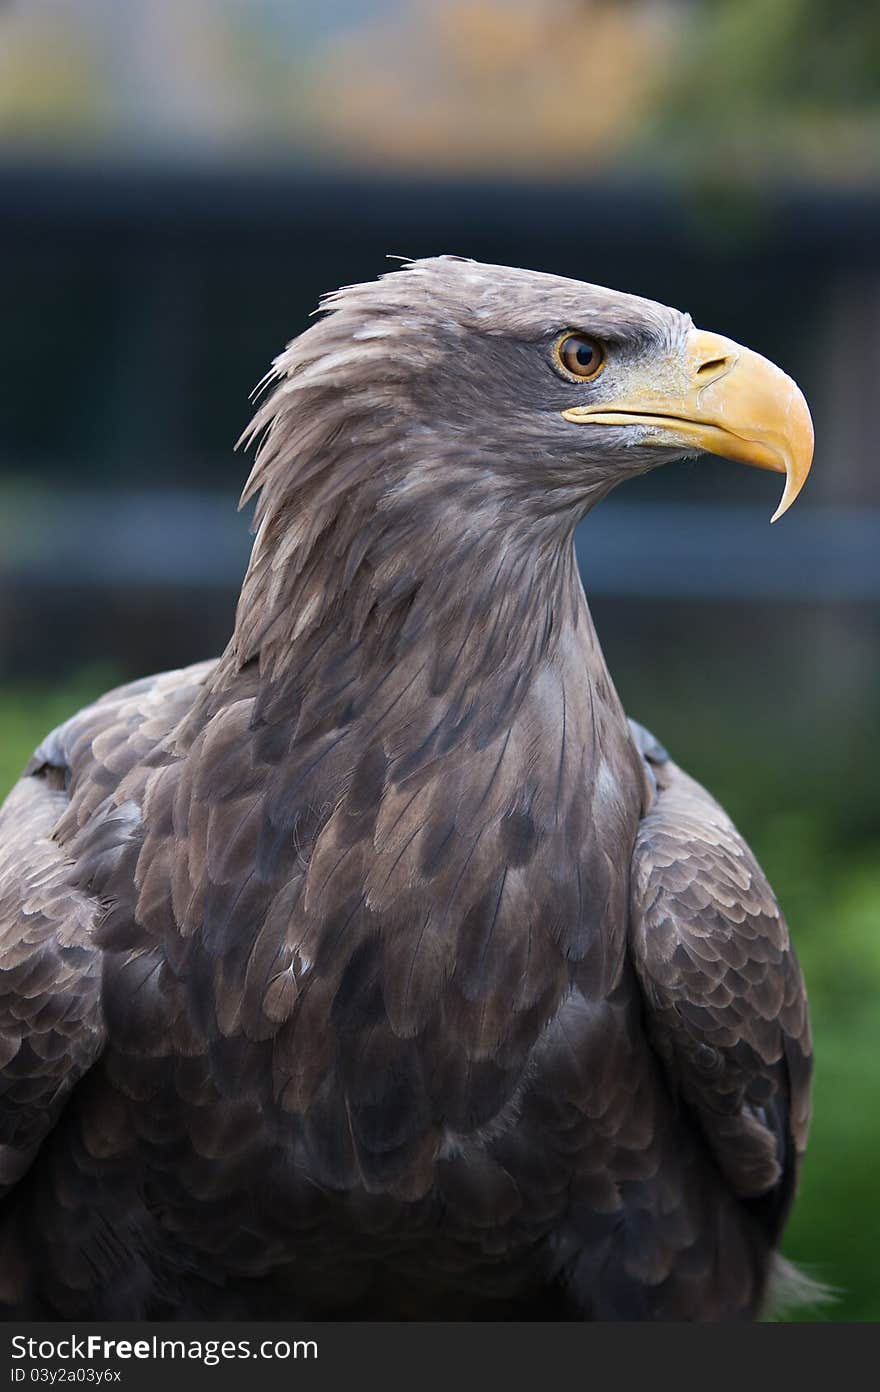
<box><xmin>561</xmin><ymin>328</ymin><xmax>814</xmax><ymax>522</ymax></box>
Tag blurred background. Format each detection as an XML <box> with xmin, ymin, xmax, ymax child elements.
<box><xmin>0</xmin><ymin>0</ymin><xmax>878</xmax><ymax>1320</ymax></box>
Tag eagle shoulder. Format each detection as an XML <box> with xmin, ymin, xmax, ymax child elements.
<box><xmin>0</xmin><ymin>661</ymin><xmax>214</xmax><ymax>1198</ymax></box>
<box><xmin>0</xmin><ymin>771</ymin><xmax>104</xmax><ymax>1196</ymax></box>
<box><xmin>627</xmin><ymin>720</ymin><xmax>812</xmax><ymax>1239</ymax></box>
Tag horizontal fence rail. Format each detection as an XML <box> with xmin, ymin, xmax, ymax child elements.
<box><xmin>1</xmin><ymin>491</ymin><xmax>877</xmax><ymax>602</ymax></box>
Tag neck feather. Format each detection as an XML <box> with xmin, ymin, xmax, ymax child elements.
<box><xmin>212</xmin><ymin>392</ymin><xmax>610</xmax><ymax>748</ymax></box>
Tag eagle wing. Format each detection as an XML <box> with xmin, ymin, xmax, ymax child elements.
<box><xmin>627</xmin><ymin>722</ymin><xmax>812</xmax><ymax>1240</ymax></box>
<box><xmin>0</xmin><ymin>771</ymin><xmax>104</xmax><ymax>1195</ymax></box>
<box><xmin>0</xmin><ymin>662</ymin><xmax>213</xmax><ymax>1198</ymax></box>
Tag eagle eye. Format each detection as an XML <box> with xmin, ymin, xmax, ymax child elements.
<box><xmin>555</xmin><ymin>332</ymin><xmax>605</xmax><ymax>382</ymax></box>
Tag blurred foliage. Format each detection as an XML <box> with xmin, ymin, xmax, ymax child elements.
<box><xmin>1</xmin><ymin>0</ymin><xmax>878</xmax><ymax>183</ymax></box>
<box><xmin>647</xmin><ymin>0</ymin><xmax>880</xmax><ymax>183</ymax></box>
<box><xmin>0</xmin><ymin>670</ymin><xmax>877</xmax><ymax>1320</ymax></box>
<box><xmin>302</xmin><ymin>0</ymin><xmax>667</xmax><ymax>175</ymax></box>
<box><xmin>678</xmin><ymin>0</ymin><xmax>880</xmax><ymax>108</ymax></box>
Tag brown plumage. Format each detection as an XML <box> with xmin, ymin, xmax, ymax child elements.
<box><xmin>0</xmin><ymin>258</ymin><xmax>815</xmax><ymax>1320</ymax></box>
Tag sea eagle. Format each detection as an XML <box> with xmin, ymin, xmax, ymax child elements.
<box><xmin>0</xmin><ymin>258</ymin><xmax>815</xmax><ymax>1320</ymax></box>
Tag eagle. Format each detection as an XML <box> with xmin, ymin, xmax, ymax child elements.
<box><xmin>0</xmin><ymin>258</ymin><xmax>816</xmax><ymax>1321</ymax></box>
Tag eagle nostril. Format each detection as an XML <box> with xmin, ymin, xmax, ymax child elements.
<box><xmin>695</xmin><ymin>354</ymin><xmax>734</xmax><ymax>379</ymax></box>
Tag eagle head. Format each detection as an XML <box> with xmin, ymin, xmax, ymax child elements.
<box><xmin>245</xmin><ymin>256</ymin><xmax>813</xmax><ymax>531</ymax></box>
<box><xmin>232</xmin><ymin>258</ymin><xmax>814</xmax><ymax>679</ymax></box>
